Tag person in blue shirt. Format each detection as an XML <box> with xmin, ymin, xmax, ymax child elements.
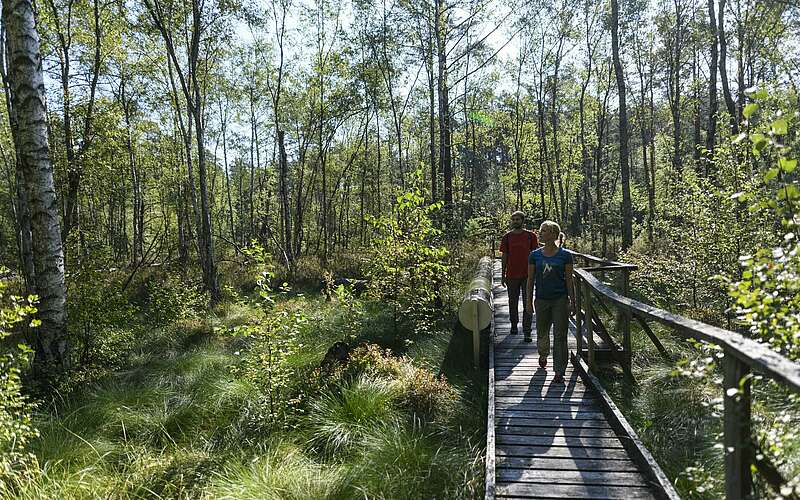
<box><xmin>524</xmin><ymin>220</ymin><xmax>576</xmax><ymax>384</ymax></box>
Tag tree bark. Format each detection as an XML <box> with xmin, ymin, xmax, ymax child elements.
<box><xmin>707</xmin><ymin>0</ymin><xmax>719</xmax><ymax>157</ymax></box>
<box><xmin>145</xmin><ymin>0</ymin><xmax>219</xmax><ymax>299</ymax></box>
<box><xmin>718</xmin><ymin>0</ymin><xmax>738</xmax><ymax>133</ymax></box>
<box><xmin>4</xmin><ymin>0</ymin><xmax>69</xmax><ymax>375</ymax></box>
<box><xmin>612</xmin><ymin>0</ymin><xmax>632</xmax><ymax>249</ymax></box>
<box><xmin>435</xmin><ymin>0</ymin><xmax>452</xmax><ymax>207</ymax></box>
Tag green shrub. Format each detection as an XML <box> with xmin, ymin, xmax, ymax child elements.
<box><xmin>145</xmin><ymin>272</ymin><xmax>207</xmax><ymax>326</ymax></box>
<box><xmin>365</xmin><ymin>176</ymin><xmax>452</xmax><ymax>337</ymax></box>
<box><xmin>344</xmin><ymin>344</ymin><xmax>459</xmax><ymax>424</ymax></box>
<box><xmin>0</xmin><ymin>272</ymin><xmax>40</xmax><ymax>495</ymax></box>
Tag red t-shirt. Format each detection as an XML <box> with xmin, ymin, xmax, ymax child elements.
<box><xmin>500</xmin><ymin>230</ymin><xmax>539</xmax><ymax>279</ymax></box>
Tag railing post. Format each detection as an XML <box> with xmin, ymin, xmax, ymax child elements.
<box><xmin>723</xmin><ymin>352</ymin><xmax>753</xmax><ymax>500</ymax></box>
<box><xmin>621</xmin><ymin>269</ymin><xmax>632</xmax><ymax>377</ymax></box>
<box><xmin>582</xmin><ymin>279</ymin><xmax>595</xmax><ymax>370</ymax></box>
<box><xmin>575</xmin><ymin>274</ymin><xmax>583</xmax><ymax>357</ymax></box>
<box><xmin>473</xmin><ymin>299</ymin><xmax>481</xmax><ymax>369</ymax></box>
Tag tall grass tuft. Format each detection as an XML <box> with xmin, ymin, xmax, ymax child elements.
<box><xmin>207</xmin><ymin>442</ymin><xmax>345</xmax><ymax>499</ymax></box>
<box><xmin>345</xmin><ymin>422</ymin><xmax>467</xmax><ymax>499</ymax></box>
<box><xmin>306</xmin><ymin>375</ymin><xmax>401</xmax><ymax>456</ymax></box>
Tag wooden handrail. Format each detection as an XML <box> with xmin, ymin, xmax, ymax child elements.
<box><xmin>574</xmin><ymin>268</ymin><xmax>800</xmax><ymax>392</ymax></box>
<box><xmin>573</xmin><ymin>264</ymin><xmax>800</xmax><ymax>499</ymax></box>
<box><xmin>567</xmin><ymin>250</ymin><xmax>639</xmax><ymax>271</ymax></box>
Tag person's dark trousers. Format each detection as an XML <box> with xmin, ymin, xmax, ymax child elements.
<box><xmin>506</xmin><ymin>278</ymin><xmax>532</xmax><ymax>334</ymax></box>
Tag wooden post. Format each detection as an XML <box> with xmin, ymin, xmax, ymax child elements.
<box><xmin>621</xmin><ymin>269</ymin><xmax>632</xmax><ymax>377</ymax></box>
<box><xmin>723</xmin><ymin>352</ymin><xmax>753</xmax><ymax>500</ymax></box>
<box><xmin>575</xmin><ymin>274</ymin><xmax>583</xmax><ymax>357</ymax></box>
<box><xmin>473</xmin><ymin>299</ymin><xmax>480</xmax><ymax>369</ymax></box>
<box><xmin>582</xmin><ymin>279</ymin><xmax>595</xmax><ymax>370</ymax></box>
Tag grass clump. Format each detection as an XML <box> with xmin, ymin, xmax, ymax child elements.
<box><xmin>207</xmin><ymin>442</ymin><xmax>346</xmax><ymax>500</ymax></box>
<box><xmin>346</xmin><ymin>423</ymin><xmax>470</xmax><ymax>500</ymax></box>
<box><xmin>306</xmin><ymin>375</ymin><xmax>400</xmax><ymax>456</ymax></box>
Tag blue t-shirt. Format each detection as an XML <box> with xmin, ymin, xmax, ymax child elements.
<box><xmin>528</xmin><ymin>247</ymin><xmax>574</xmax><ymax>299</ymax></box>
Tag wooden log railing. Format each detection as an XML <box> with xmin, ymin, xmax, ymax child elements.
<box><xmin>570</xmin><ymin>257</ymin><xmax>800</xmax><ymax>500</ymax></box>
<box><xmin>458</xmin><ymin>256</ymin><xmax>494</xmax><ymax>368</ymax></box>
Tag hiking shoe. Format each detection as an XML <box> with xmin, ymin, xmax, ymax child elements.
<box><xmin>523</xmin><ymin>335</ymin><xmax>532</xmax><ymax>343</ymax></box>
<box><xmin>510</xmin><ymin>327</ymin><xmax>518</xmax><ymax>335</ymax></box>
<box><xmin>539</xmin><ymin>356</ymin><xmax>547</xmax><ymax>368</ymax></box>
<box><xmin>552</xmin><ymin>373</ymin><xmax>565</xmax><ymax>384</ymax></box>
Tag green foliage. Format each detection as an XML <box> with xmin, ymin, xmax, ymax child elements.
<box><xmin>225</xmin><ymin>246</ymin><xmax>306</xmax><ymax>429</ymax></box>
<box><xmin>68</xmin><ymin>266</ymin><xmax>137</xmax><ymax>370</ymax></box>
<box><xmin>145</xmin><ymin>272</ymin><xmax>207</xmax><ymax>326</ymax></box>
<box><xmin>346</xmin><ymin>422</ymin><xmax>466</xmax><ymax>500</ymax></box>
<box><xmin>724</xmin><ymin>93</ymin><xmax>800</xmax><ymax>360</ymax></box>
<box><xmin>344</xmin><ymin>344</ymin><xmax>459</xmax><ymax>424</ymax></box>
<box><xmin>330</xmin><ymin>282</ymin><xmax>364</xmax><ymax>344</ymax></box>
<box><xmin>366</xmin><ymin>175</ymin><xmax>452</xmax><ymax>337</ymax></box>
<box><xmin>0</xmin><ymin>272</ymin><xmax>39</xmax><ymax>495</ymax></box>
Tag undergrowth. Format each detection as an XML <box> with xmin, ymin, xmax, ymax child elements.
<box><xmin>8</xmin><ymin>262</ymin><xmax>485</xmax><ymax>499</ymax></box>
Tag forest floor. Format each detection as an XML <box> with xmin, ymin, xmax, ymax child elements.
<box><xmin>16</xmin><ymin>264</ymin><xmax>487</xmax><ymax>499</ymax></box>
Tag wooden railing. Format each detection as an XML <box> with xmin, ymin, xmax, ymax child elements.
<box><xmin>570</xmin><ymin>252</ymin><xmax>800</xmax><ymax>500</ymax></box>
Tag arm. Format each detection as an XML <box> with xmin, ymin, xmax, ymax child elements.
<box><xmin>525</xmin><ymin>262</ymin><xmax>535</xmax><ymax>313</ymax></box>
<box><xmin>501</xmin><ymin>252</ymin><xmax>507</xmax><ymax>287</ymax></box>
<box><xmin>499</xmin><ymin>234</ymin><xmax>508</xmax><ymax>286</ymax></box>
<box><xmin>565</xmin><ymin>263</ymin><xmax>576</xmax><ymax>315</ymax></box>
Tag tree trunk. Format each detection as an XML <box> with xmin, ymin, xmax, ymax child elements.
<box><xmin>4</xmin><ymin>0</ymin><xmax>69</xmax><ymax>375</ymax></box>
<box><xmin>435</xmin><ymin>0</ymin><xmax>452</xmax><ymax>207</ymax></box>
<box><xmin>612</xmin><ymin>0</ymin><xmax>632</xmax><ymax>249</ymax></box>
<box><xmin>513</xmin><ymin>47</ymin><xmax>524</xmax><ymax>210</ymax></box>
<box><xmin>718</xmin><ymin>0</ymin><xmax>738</xmax><ymax>133</ymax></box>
<box><xmin>426</xmin><ymin>10</ymin><xmax>437</xmax><ymax>202</ymax></box>
<box><xmin>707</xmin><ymin>0</ymin><xmax>719</xmax><ymax>158</ymax></box>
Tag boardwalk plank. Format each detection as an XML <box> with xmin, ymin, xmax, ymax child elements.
<box><xmin>496</xmin><ymin>444</ymin><xmax>630</xmax><ymax>460</ymax></box>
<box><xmin>495</xmin><ymin>409</ymin><xmax>607</xmax><ymax>420</ymax></box>
<box><xmin>496</xmin><ymin>434</ymin><xmax>624</xmax><ymax>448</ymax></box>
<box><xmin>496</xmin><ymin>456</ymin><xmax>640</xmax><ymax>472</ymax></box>
<box><xmin>496</xmin><ymin>482</ymin><xmax>656</xmax><ymax>499</ymax></box>
<box><xmin>496</xmin><ymin>468</ymin><xmax>648</xmax><ymax>487</ymax></box>
<box><xmin>497</xmin><ymin>425</ymin><xmax>618</xmax><ymax>439</ymax></box>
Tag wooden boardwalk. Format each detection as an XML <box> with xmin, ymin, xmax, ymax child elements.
<box><xmin>488</xmin><ymin>261</ymin><xmax>662</xmax><ymax>500</ymax></box>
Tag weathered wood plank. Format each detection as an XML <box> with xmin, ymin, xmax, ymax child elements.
<box><xmin>494</xmin><ymin>400</ymin><xmax>602</xmax><ymax>412</ymax></box>
<box><xmin>496</xmin><ymin>468</ymin><xmax>648</xmax><ymax>487</ymax></box>
<box><xmin>496</xmin><ymin>444</ymin><xmax>630</xmax><ymax>460</ymax></box>
<box><xmin>496</xmin><ymin>455</ymin><xmax>640</xmax><ymax>472</ymax></box>
<box><xmin>495</xmin><ymin>388</ymin><xmax>592</xmax><ymax>398</ymax></box>
<box><xmin>495</xmin><ymin>409</ymin><xmax>607</xmax><ymax>420</ymax></box>
<box><xmin>496</xmin><ymin>482</ymin><xmax>655</xmax><ymax>499</ymax></box>
<box><xmin>495</xmin><ymin>416</ymin><xmax>613</xmax><ymax>429</ymax></box>
<box><xmin>496</xmin><ymin>433</ymin><xmax>624</xmax><ymax>448</ymax></box>
<box><xmin>497</xmin><ymin>425</ymin><xmax>618</xmax><ymax>439</ymax></box>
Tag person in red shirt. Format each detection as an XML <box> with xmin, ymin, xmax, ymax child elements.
<box><xmin>500</xmin><ymin>211</ymin><xmax>539</xmax><ymax>335</ymax></box>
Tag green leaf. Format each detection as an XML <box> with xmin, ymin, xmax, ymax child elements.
<box><xmin>779</xmin><ymin>158</ymin><xmax>797</xmax><ymax>173</ymax></box>
<box><xmin>764</xmin><ymin>168</ymin><xmax>780</xmax><ymax>183</ymax></box>
<box><xmin>751</xmin><ymin>133</ymin><xmax>768</xmax><ymax>155</ymax></box>
<box><xmin>771</xmin><ymin>118</ymin><xmax>789</xmax><ymax>135</ymax></box>
<box><xmin>743</xmin><ymin>103</ymin><xmax>759</xmax><ymax>119</ymax></box>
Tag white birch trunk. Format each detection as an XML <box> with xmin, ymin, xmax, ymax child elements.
<box><xmin>3</xmin><ymin>0</ymin><xmax>69</xmax><ymax>373</ymax></box>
